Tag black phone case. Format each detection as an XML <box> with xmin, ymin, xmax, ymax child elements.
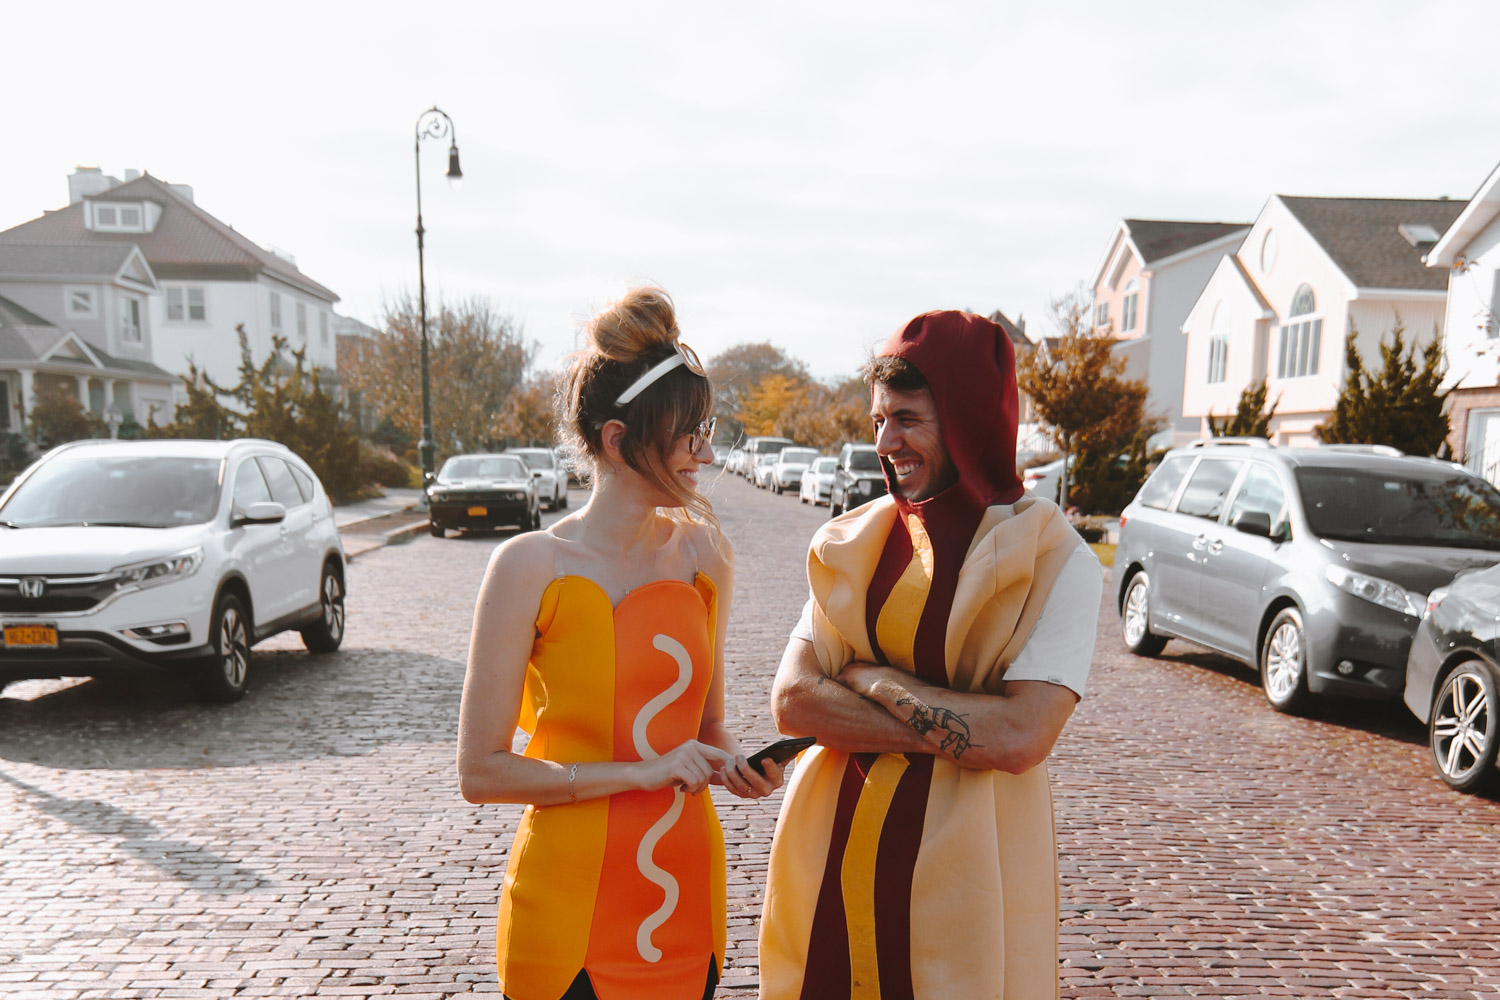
<box><xmin>747</xmin><ymin>736</ymin><xmax>816</xmax><ymax>773</ymax></box>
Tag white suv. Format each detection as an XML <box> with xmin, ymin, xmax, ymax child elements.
<box><xmin>0</xmin><ymin>438</ymin><xmax>347</xmax><ymax>702</ymax></box>
<box><xmin>505</xmin><ymin>447</ymin><xmax>567</xmax><ymax>510</ymax></box>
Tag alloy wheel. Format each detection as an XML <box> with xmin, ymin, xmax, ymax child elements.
<box><xmin>1123</xmin><ymin>580</ymin><xmax>1149</xmax><ymax>647</ymax></box>
<box><xmin>322</xmin><ymin>572</ymin><xmax>345</xmax><ymax>642</ymax></box>
<box><xmin>1264</xmin><ymin>621</ymin><xmax>1303</xmax><ymax>702</ymax></box>
<box><xmin>1431</xmin><ymin>664</ymin><xmax>1498</xmax><ymax>789</ymax></box>
<box><xmin>220</xmin><ymin>605</ymin><xmax>249</xmax><ymax>688</ymax></box>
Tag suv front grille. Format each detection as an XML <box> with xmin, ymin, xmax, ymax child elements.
<box><xmin>0</xmin><ymin>574</ymin><xmax>120</xmax><ymax>614</ymax></box>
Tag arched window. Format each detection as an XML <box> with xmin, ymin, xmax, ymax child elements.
<box><xmin>1207</xmin><ymin>301</ymin><xmax>1228</xmax><ymax>384</ymax></box>
<box><xmin>1277</xmin><ymin>284</ymin><xmax>1322</xmax><ymax>379</ymax></box>
<box><xmin>1290</xmin><ymin>284</ymin><xmax>1316</xmax><ymax>317</ymax></box>
<box><xmin>1122</xmin><ymin>279</ymin><xmax>1139</xmax><ymax>332</ymax></box>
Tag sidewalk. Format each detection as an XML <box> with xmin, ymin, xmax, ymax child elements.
<box><xmin>334</xmin><ymin>487</ymin><xmax>426</xmax><ymax>561</ymax></box>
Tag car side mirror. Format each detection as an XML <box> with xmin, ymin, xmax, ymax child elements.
<box><xmin>532</xmin><ymin>470</ymin><xmax>544</xmax><ymax>478</ymax></box>
<box><xmin>1232</xmin><ymin>510</ymin><xmax>1273</xmax><ymax>538</ymax></box>
<box><xmin>234</xmin><ymin>501</ymin><xmax>286</xmax><ymax>527</ymax></box>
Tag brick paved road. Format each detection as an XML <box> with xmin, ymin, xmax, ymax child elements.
<box><xmin>3</xmin><ymin>473</ymin><xmax>1499</xmax><ymax>998</ymax></box>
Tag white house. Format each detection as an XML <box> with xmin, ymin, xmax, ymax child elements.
<box><xmin>0</xmin><ymin>243</ymin><xmax>176</xmax><ymax>429</ymax></box>
<box><xmin>0</xmin><ymin>169</ymin><xmax>340</xmax><ymax>414</ymax></box>
<box><xmin>1423</xmin><ymin>159</ymin><xmax>1500</xmax><ymax>481</ymax></box>
<box><xmin>1181</xmin><ymin>195</ymin><xmax>1461</xmax><ymax>445</ymax></box>
<box><xmin>1090</xmin><ymin>218</ymin><xmax>1250</xmax><ymax>444</ymax></box>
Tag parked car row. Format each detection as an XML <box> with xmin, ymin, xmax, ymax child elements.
<box><xmin>1112</xmin><ymin>438</ymin><xmax>1500</xmax><ymax>793</ymax></box>
<box><xmin>726</xmin><ymin>436</ymin><xmax>891</xmax><ymax>518</ymax></box>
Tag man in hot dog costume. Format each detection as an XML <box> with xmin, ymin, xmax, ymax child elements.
<box><xmin>760</xmin><ymin>310</ymin><xmax>1101</xmax><ymax>999</ymax></box>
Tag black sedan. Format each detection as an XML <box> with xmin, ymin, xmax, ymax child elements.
<box><xmin>425</xmin><ymin>454</ymin><xmax>540</xmax><ymax>537</ymax></box>
<box><xmin>1405</xmin><ymin>562</ymin><xmax>1500</xmax><ymax>793</ymax></box>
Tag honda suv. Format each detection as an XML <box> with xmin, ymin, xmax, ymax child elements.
<box><xmin>1114</xmin><ymin>441</ymin><xmax>1500</xmax><ymax>713</ymax></box>
<box><xmin>0</xmin><ymin>438</ymin><xmax>347</xmax><ymax>702</ymax></box>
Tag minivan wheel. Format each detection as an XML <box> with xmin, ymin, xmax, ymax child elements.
<box><xmin>1120</xmin><ymin>573</ymin><xmax>1168</xmax><ymax>656</ymax></box>
<box><xmin>197</xmin><ymin>594</ymin><xmax>252</xmax><ymax>703</ymax></box>
<box><xmin>300</xmin><ymin>564</ymin><xmax>346</xmax><ymax>653</ymax></box>
<box><xmin>1261</xmin><ymin>607</ymin><xmax>1312</xmax><ymax>714</ymax></box>
<box><xmin>1429</xmin><ymin>660</ymin><xmax>1500</xmax><ymax>793</ymax></box>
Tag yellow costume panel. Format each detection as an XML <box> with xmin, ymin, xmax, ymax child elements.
<box><xmin>497</xmin><ymin>574</ymin><xmax>725</xmax><ymax>1000</ymax></box>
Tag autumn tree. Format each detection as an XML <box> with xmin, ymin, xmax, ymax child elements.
<box><xmin>1316</xmin><ymin>318</ymin><xmax>1450</xmax><ymax>456</ymax></box>
<box><xmin>1015</xmin><ymin>286</ymin><xmax>1150</xmax><ymax>508</ymax></box>
<box><xmin>341</xmin><ymin>294</ymin><xmax>535</xmax><ymax>464</ymax></box>
<box><xmin>1207</xmin><ymin>380</ymin><xmax>1279</xmax><ymax>438</ymax></box>
<box><xmin>782</xmin><ymin>376</ymin><xmax>872</xmax><ymax>450</ymax></box>
<box><xmin>737</xmin><ymin>373</ymin><xmax>809</xmax><ymax>437</ymax></box>
<box><xmin>494</xmin><ymin>371</ymin><xmax>560</xmax><ymax>447</ymax></box>
<box><xmin>707</xmin><ymin>342</ymin><xmax>808</xmax><ymax>440</ymax></box>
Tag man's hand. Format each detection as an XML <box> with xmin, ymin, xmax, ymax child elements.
<box><xmin>771</xmin><ymin>639</ymin><xmax>934</xmax><ymax>756</ymax></box>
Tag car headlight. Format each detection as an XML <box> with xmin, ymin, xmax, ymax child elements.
<box><xmin>510</xmin><ymin>490</ymin><xmax>526</xmax><ymax>501</ymax></box>
<box><xmin>113</xmin><ymin>547</ymin><xmax>204</xmax><ymax>593</ymax></box>
<box><xmin>1324</xmin><ymin>564</ymin><xmax>1424</xmax><ymax>617</ymax></box>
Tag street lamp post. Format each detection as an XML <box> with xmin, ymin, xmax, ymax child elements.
<box><xmin>413</xmin><ymin>105</ymin><xmax>463</xmax><ymax>479</ymax></box>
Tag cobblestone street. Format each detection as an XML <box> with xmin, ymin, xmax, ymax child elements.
<box><xmin>3</xmin><ymin>473</ymin><xmax>1500</xmax><ymax>997</ymax></box>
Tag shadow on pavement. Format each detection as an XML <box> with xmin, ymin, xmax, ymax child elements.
<box><xmin>0</xmin><ymin>770</ymin><xmax>270</xmax><ymax>891</ymax></box>
<box><xmin>1148</xmin><ymin>646</ymin><xmax>1426</xmax><ymax>747</ymax></box>
<box><xmin>0</xmin><ymin>645</ymin><xmax>465</xmax><ymax>771</ymax></box>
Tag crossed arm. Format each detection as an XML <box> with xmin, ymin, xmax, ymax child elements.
<box><xmin>770</xmin><ymin>638</ymin><xmax>1078</xmax><ymax>774</ymax></box>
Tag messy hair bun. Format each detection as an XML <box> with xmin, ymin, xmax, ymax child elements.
<box><xmin>560</xmin><ymin>286</ymin><xmax>717</xmax><ymax>529</ymax></box>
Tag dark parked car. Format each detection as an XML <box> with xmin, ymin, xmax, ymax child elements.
<box><xmin>1405</xmin><ymin>562</ymin><xmax>1500</xmax><ymax>793</ymax></box>
<box><xmin>1115</xmin><ymin>441</ymin><xmax>1500</xmax><ymax>714</ymax></box>
<box><xmin>830</xmin><ymin>443</ymin><xmax>888</xmax><ymax>516</ymax></box>
<box><xmin>426</xmin><ymin>454</ymin><xmax>540</xmax><ymax>537</ymax></box>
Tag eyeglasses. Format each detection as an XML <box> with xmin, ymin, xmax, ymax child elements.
<box><xmin>688</xmin><ymin>416</ymin><xmax>717</xmax><ymax>455</ymax></box>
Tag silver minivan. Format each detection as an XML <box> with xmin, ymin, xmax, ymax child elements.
<box><xmin>1115</xmin><ymin>441</ymin><xmax>1500</xmax><ymax>713</ymax></box>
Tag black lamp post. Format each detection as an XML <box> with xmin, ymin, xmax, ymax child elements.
<box><xmin>414</xmin><ymin>105</ymin><xmax>463</xmax><ymax>479</ymax></box>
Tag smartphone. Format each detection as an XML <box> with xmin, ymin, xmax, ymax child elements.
<box><xmin>747</xmin><ymin>736</ymin><xmax>816</xmax><ymax>775</ymax></box>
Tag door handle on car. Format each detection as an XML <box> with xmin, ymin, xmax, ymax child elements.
<box><xmin>1208</xmin><ymin>538</ymin><xmax>1224</xmax><ymax>554</ymax></box>
<box><xmin>1191</xmin><ymin>534</ymin><xmax>1208</xmax><ymax>550</ymax></box>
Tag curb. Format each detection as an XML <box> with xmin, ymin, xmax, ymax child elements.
<box><xmin>342</xmin><ymin>513</ymin><xmax>429</xmax><ymax>562</ymax></box>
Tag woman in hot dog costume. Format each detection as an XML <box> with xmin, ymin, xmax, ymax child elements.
<box><xmin>457</xmin><ymin>287</ymin><xmax>783</xmax><ymax>1000</ymax></box>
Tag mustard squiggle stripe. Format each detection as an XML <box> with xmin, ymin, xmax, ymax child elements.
<box><xmin>631</xmin><ymin>634</ymin><xmax>694</xmax><ymax>963</ymax></box>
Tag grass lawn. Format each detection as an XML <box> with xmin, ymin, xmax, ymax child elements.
<box><xmin>1089</xmin><ymin>542</ymin><xmax>1116</xmax><ymax>567</ymax></box>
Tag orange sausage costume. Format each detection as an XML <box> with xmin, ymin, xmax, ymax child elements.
<box><xmin>759</xmin><ymin>311</ymin><xmax>1095</xmax><ymax>999</ymax></box>
<box><xmin>497</xmin><ymin>573</ymin><xmax>725</xmax><ymax>1000</ymax></box>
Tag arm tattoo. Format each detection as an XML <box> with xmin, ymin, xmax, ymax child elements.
<box><xmin>894</xmin><ymin>695</ymin><xmax>980</xmax><ymax>759</ymax></box>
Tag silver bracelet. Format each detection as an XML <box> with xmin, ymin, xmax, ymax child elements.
<box><xmin>567</xmin><ymin>763</ymin><xmax>579</xmax><ymax>804</ymax></box>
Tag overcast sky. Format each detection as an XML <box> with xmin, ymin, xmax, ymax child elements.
<box><xmin>4</xmin><ymin>1</ymin><xmax>1499</xmax><ymax>379</ymax></box>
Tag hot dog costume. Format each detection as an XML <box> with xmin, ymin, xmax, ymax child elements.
<box><xmin>497</xmin><ymin>571</ymin><xmax>725</xmax><ymax>1000</ymax></box>
<box><xmin>759</xmin><ymin>311</ymin><xmax>1099</xmax><ymax>1000</ymax></box>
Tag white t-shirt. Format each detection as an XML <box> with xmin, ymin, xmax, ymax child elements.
<box><xmin>787</xmin><ymin>539</ymin><xmax>1101</xmax><ymax>698</ymax></box>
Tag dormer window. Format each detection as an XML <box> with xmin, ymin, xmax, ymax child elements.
<box><xmin>1122</xmin><ymin>279</ymin><xmax>1139</xmax><ymax>332</ymax></box>
<box><xmin>91</xmin><ymin>201</ymin><xmax>146</xmax><ymax>233</ymax></box>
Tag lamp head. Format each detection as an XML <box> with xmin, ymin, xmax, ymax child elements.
<box><xmin>446</xmin><ymin>143</ymin><xmax>463</xmax><ymax>191</ymax></box>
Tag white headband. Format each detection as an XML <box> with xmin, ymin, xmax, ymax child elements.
<box><xmin>614</xmin><ymin>342</ymin><xmax>706</xmax><ymax>406</ymax></box>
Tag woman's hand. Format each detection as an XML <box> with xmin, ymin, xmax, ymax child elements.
<box><xmin>714</xmin><ymin>755</ymin><xmax>784</xmax><ymax>799</ymax></box>
<box><xmin>635</xmin><ymin>740</ymin><xmax>736</xmax><ymax>796</ymax></box>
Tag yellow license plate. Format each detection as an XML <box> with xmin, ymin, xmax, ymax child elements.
<box><xmin>4</xmin><ymin>625</ymin><xmax>58</xmax><ymax>649</ymax></box>
<box><xmin>467</xmin><ymin>506</ymin><xmax>488</xmax><ymax>516</ymax></box>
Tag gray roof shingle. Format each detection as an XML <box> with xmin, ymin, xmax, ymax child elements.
<box><xmin>0</xmin><ymin>174</ymin><xmax>338</xmax><ymax>301</ymax></box>
<box><xmin>0</xmin><ymin>293</ymin><xmax>172</xmax><ymax>380</ymax></box>
<box><xmin>0</xmin><ymin>242</ymin><xmax>139</xmax><ymax>281</ymax></box>
<box><xmin>1124</xmin><ymin>219</ymin><xmax>1250</xmax><ymax>264</ymax></box>
<box><xmin>1278</xmin><ymin>196</ymin><xmax>1465</xmax><ymax>291</ymax></box>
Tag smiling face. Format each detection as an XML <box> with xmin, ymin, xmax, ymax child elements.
<box><xmin>871</xmin><ymin>381</ymin><xmax>958</xmax><ymax>503</ymax></box>
<box><xmin>658</xmin><ymin>427</ymin><xmax>715</xmax><ymax>498</ymax></box>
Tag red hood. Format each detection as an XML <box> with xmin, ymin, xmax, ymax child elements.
<box><xmin>876</xmin><ymin>310</ymin><xmax>1023</xmax><ymax>511</ymax></box>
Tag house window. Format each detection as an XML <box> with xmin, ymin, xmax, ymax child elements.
<box><xmin>1276</xmin><ymin>286</ymin><xmax>1321</xmax><ymax>379</ymax></box>
<box><xmin>1096</xmin><ymin>302</ymin><xmax>1109</xmax><ymax>328</ymax></box>
<box><xmin>166</xmin><ymin>286</ymin><xmax>207</xmax><ymax>322</ymax></box>
<box><xmin>65</xmin><ymin>287</ymin><xmax>96</xmax><ymax>317</ymax></box>
<box><xmin>119</xmin><ymin>296</ymin><xmax>143</xmax><ymax>343</ymax></box>
<box><xmin>92</xmin><ymin>202</ymin><xmax>145</xmax><ymax>232</ymax></box>
<box><xmin>319</xmin><ymin>310</ymin><xmax>329</xmax><ymax>346</ymax></box>
<box><xmin>270</xmin><ymin>292</ymin><xmax>282</xmax><ymax>332</ymax></box>
<box><xmin>1122</xmin><ymin>280</ymin><xmax>1139</xmax><ymax>332</ymax></box>
<box><xmin>1208</xmin><ymin>336</ymin><xmax>1228</xmax><ymax>384</ymax></box>
<box><xmin>297</xmin><ymin>301</ymin><xmax>307</xmax><ymax>340</ymax></box>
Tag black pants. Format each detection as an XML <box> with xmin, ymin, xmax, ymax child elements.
<box><xmin>506</xmin><ymin>959</ymin><xmax>718</xmax><ymax>1000</ymax></box>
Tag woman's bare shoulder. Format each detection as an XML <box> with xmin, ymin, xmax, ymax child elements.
<box><xmin>480</xmin><ymin>527</ymin><xmax>559</xmax><ymax>597</ymax></box>
<box><xmin>680</xmin><ymin>517</ymin><xmax>733</xmax><ymax>579</ymax></box>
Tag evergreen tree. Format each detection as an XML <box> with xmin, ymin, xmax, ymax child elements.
<box><xmin>1316</xmin><ymin>318</ymin><xmax>1450</xmax><ymax>457</ymax></box>
<box><xmin>1207</xmin><ymin>380</ymin><xmax>1279</xmax><ymax>438</ymax></box>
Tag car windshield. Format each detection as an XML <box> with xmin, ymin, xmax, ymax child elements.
<box><xmin>511</xmin><ymin>451</ymin><xmax>554</xmax><ymax>470</ymax></box>
<box><xmin>781</xmin><ymin>449</ymin><xmax>819</xmax><ymax>464</ymax></box>
<box><xmin>812</xmin><ymin>458</ymin><xmax>837</xmax><ymax>473</ymax></box>
<box><xmin>847</xmin><ymin>450</ymin><xmax>881</xmax><ymax>472</ymax></box>
<box><xmin>0</xmin><ymin>455</ymin><xmax>223</xmax><ymax>528</ymax></box>
<box><xmin>1295</xmin><ymin>466</ymin><xmax>1500</xmax><ymax>550</ymax></box>
<box><xmin>441</xmin><ymin>456</ymin><xmax>527</xmax><ymax>481</ymax></box>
